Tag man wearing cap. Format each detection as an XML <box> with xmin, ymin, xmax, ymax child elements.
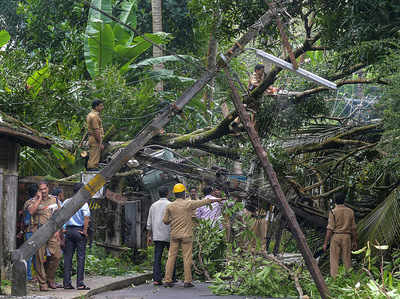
<box><xmin>163</xmin><ymin>183</ymin><xmax>223</xmax><ymax>288</ymax></box>
<box><xmin>24</xmin><ymin>181</ymin><xmax>62</xmax><ymax>291</ymax></box>
<box><xmin>86</xmin><ymin>99</ymin><xmax>104</xmax><ymax>170</ymax></box>
<box><xmin>323</xmin><ymin>192</ymin><xmax>357</xmax><ymax>277</ymax></box>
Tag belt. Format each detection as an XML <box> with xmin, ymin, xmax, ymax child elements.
<box><xmin>66</xmin><ymin>225</ymin><xmax>84</xmax><ymax>229</ymax></box>
<box><xmin>334</xmin><ymin>232</ymin><xmax>351</xmax><ymax>235</ymax></box>
<box><xmin>251</xmin><ymin>215</ymin><xmax>266</xmax><ymax>219</ymax></box>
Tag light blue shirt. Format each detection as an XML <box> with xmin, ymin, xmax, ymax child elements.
<box><xmin>63</xmin><ymin>198</ymin><xmax>91</xmax><ymax>227</ymax></box>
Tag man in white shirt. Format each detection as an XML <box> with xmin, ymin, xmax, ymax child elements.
<box><xmin>147</xmin><ymin>186</ymin><xmax>175</xmax><ymax>285</ymax></box>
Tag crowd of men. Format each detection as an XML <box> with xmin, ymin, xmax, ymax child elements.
<box><xmin>18</xmin><ymin>89</ymin><xmax>358</xmax><ymax>292</ymax></box>
<box><xmin>19</xmin><ymin>181</ymin><xmax>91</xmax><ymax>291</ymax></box>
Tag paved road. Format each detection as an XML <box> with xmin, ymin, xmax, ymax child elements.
<box><xmin>91</xmin><ymin>282</ymin><xmax>282</xmax><ymax>299</ymax></box>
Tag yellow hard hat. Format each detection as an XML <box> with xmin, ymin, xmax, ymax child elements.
<box><xmin>173</xmin><ymin>183</ymin><xmax>186</xmax><ymax>193</ymax></box>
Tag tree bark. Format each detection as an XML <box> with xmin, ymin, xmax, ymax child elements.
<box><xmin>152</xmin><ymin>0</ymin><xmax>163</xmax><ymax>92</ymax></box>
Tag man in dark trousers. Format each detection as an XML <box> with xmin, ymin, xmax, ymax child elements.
<box><xmin>63</xmin><ymin>183</ymin><xmax>91</xmax><ymax>290</ymax></box>
<box><xmin>323</xmin><ymin>192</ymin><xmax>357</xmax><ymax>277</ymax></box>
<box><xmin>146</xmin><ymin>186</ymin><xmax>175</xmax><ymax>285</ymax></box>
<box><xmin>163</xmin><ymin>183</ymin><xmax>223</xmax><ymax>288</ymax></box>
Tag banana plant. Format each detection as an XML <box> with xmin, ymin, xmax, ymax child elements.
<box><xmin>84</xmin><ymin>0</ymin><xmax>171</xmax><ymax>79</ymax></box>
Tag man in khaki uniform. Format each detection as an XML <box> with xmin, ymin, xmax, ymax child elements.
<box><xmin>163</xmin><ymin>183</ymin><xmax>223</xmax><ymax>288</ymax></box>
<box><xmin>248</xmin><ymin>64</ymin><xmax>265</xmax><ymax>91</ymax></box>
<box><xmin>24</xmin><ymin>181</ymin><xmax>62</xmax><ymax>291</ymax></box>
<box><xmin>323</xmin><ymin>192</ymin><xmax>357</xmax><ymax>277</ymax></box>
<box><xmin>245</xmin><ymin>201</ymin><xmax>267</xmax><ymax>252</ymax></box>
<box><xmin>86</xmin><ymin>99</ymin><xmax>104</xmax><ymax>170</ymax></box>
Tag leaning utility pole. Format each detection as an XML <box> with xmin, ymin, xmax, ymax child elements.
<box><xmin>11</xmin><ymin>8</ymin><xmax>276</xmax><ymax>296</ymax></box>
<box><xmin>224</xmin><ymin>67</ymin><xmax>329</xmax><ymax>299</ymax></box>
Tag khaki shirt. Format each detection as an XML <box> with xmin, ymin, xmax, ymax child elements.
<box><xmin>24</xmin><ymin>195</ymin><xmax>59</xmax><ymax>232</ymax></box>
<box><xmin>163</xmin><ymin>198</ymin><xmax>213</xmax><ymax>239</ymax></box>
<box><xmin>248</xmin><ymin>72</ymin><xmax>264</xmax><ymax>90</ymax></box>
<box><xmin>86</xmin><ymin>109</ymin><xmax>104</xmax><ymax>138</ymax></box>
<box><xmin>327</xmin><ymin>205</ymin><xmax>356</xmax><ymax>234</ymax></box>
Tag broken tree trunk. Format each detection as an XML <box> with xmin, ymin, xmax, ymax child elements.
<box><xmin>12</xmin><ymin>4</ymin><xmax>276</xmax><ymax>273</ymax></box>
<box><xmin>225</xmin><ymin>68</ymin><xmax>329</xmax><ymax>299</ymax></box>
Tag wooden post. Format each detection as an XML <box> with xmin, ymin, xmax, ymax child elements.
<box><xmin>12</xmin><ymin>9</ymin><xmax>276</xmax><ymax>265</ymax></box>
<box><xmin>224</xmin><ymin>68</ymin><xmax>329</xmax><ymax>299</ymax></box>
<box><xmin>3</xmin><ymin>171</ymin><xmax>18</xmax><ymax>278</ymax></box>
<box><xmin>0</xmin><ymin>168</ymin><xmax>3</xmax><ymax>281</ymax></box>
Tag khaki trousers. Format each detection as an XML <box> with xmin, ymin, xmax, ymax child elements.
<box><xmin>35</xmin><ymin>235</ymin><xmax>62</xmax><ymax>288</ymax></box>
<box><xmin>165</xmin><ymin>237</ymin><xmax>193</xmax><ymax>283</ymax></box>
<box><xmin>88</xmin><ymin>136</ymin><xmax>101</xmax><ymax>169</ymax></box>
<box><xmin>330</xmin><ymin>233</ymin><xmax>352</xmax><ymax>277</ymax></box>
<box><xmin>252</xmin><ymin>217</ymin><xmax>267</xmax><ymax>251</ymax></box>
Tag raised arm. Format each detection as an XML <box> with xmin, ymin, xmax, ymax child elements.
<box><xmin>163</xmin><ymin>206</ymin><xmax>171</xmax><ymax>225</ymax></box>
<box><xmin>190</xmin><ymin>197</ymin><xmax>223</xmax><ymax>209</ymax></box>
<box><xmin>27</xmin><ymin>191</ymin><xmax>42</xmax><ymax>215</ymax></box>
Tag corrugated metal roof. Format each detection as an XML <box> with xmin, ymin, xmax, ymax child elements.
<box><xmin>0</xmin><ymin>111</ymin><xmax>53</xmax><ymax>148</ymax></box>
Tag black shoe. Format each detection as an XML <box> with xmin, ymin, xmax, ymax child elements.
<box><xmin>64</xmin><ymin>285</ymin><xmax>74</xmax><ymax>290</ymax></box>
<box><xmin>184</xmin><ymin>282</ymin><xmax>195</xmax><ymax>288</ymax></box>
<box><xmin>77</xmin><ymin>285</ymin><xmax>91</xmax><ymax>290</ymax></box>
<box><xmin>164</xmin><ymin>282</ymin><xmax>174</xmax><ymax>288</ymax></box>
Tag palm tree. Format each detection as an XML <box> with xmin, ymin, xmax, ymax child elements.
<box><xmin>151</xmin><ymin>0</ymin><xmax>163</xmax><ymax>91</ymax></box>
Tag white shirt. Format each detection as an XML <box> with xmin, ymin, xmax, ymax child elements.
<box><xmin>147</xmin><ymin>198</ymin><xmax>171</xmax><ymax>242</ymax></box>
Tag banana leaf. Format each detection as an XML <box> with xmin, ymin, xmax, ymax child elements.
<box><xmin>128</xmin><ymin>55</ymin><xmax>198</xmax><ymax>70</ymax></box>
<box><xmin>26</xmin><ymin>62</ymin><xmax>50</xmax><ymax>98</ymax></box>
<box><xmin>85</xmin><ymin>21</ymin><xmax>115</xmax><ymax>79</ymax></box>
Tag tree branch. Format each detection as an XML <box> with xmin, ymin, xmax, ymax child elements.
<box><xmin>289</xmin><ymin>78</ymin><xmax>384</xmax><ymax>101</ymax></box>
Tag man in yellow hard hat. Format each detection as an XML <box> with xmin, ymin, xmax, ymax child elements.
<box><xmin>163</xmin><ymin>183</ymin><xmax>223</xmax><ymax>288</ymax></box>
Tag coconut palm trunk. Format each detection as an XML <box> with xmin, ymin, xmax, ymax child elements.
<box><xmin>151</xmin><ymin>0</ymin><xmax>163</xmax><ymax>91</ymax></box>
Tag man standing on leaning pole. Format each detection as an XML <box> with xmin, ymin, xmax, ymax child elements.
<box><xmin>163</xmin><ymin>183</ymin><xmax>223</xmax><ymax>288</ymax></box>
<box><xmin>86</xmin><ymin>99</ymin><xmax>104</xmax><ymax>171</ymax></box>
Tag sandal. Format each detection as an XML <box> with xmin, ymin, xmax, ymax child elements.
<box><xmin>77</xmin><ymin>285</ymin><xmax>91</xmax><ymax>290</ymax></box>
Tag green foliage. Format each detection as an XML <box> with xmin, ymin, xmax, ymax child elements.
<box><xmin>56</xmin><ymin>244</ymin><xmax>150</xmax><ymax>279</ymax></box>
<box><xmin>210</xmin><ymin>249</ymin><xmax>298</xmax><ymax>297</ymax></box>
<box><xmin>192</xmin><ymin>219</ymin><xmax>226</xmax><ymax>279</ymax></box>
<box><xmin>0</xmin><ymin>30</ymin><xmax>10</xmax><ymax>48</ymax></box>
<box><xmin>16</xmin><ymin>0</ymin><xmax>87</xmax><ymax>62</ymax></box>
<box><xmin>137</xmin><ymin>0</ymin><xmax>205</xmax><ymax>55</ymax></box>
<box><xmin>84</xmin><ymin>0</ymin><xmax>172</xmax><ymax>79</ymax></box>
